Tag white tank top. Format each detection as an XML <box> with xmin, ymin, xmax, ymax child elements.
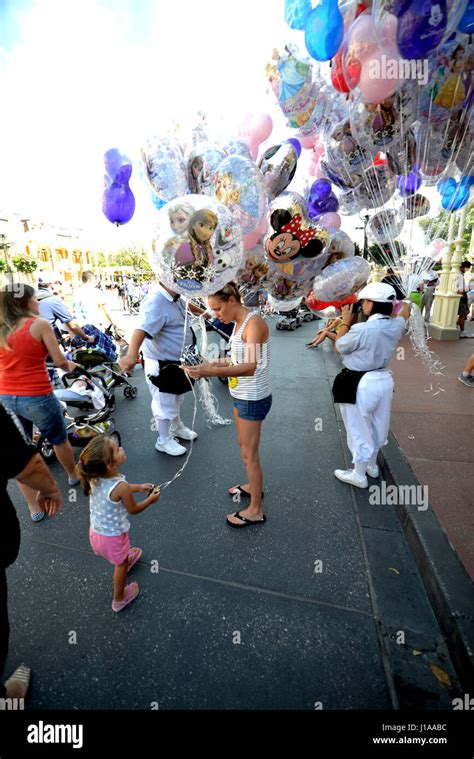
<box><xmin>229</xmin><ymin>311</ymin><xmax>270</xmax><ymax>401</ymax></box>
<box><xmin>89</xmin><ymin>474</ymin><xmax>130</xmax><ymax>536</ymax></box>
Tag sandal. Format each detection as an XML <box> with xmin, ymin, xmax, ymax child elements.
<box><xmin>30</xmin><ymin>511</ymin><xmax>45</xmax><ymax>522</ymax></box>
<box><xmin>112</xmin><ymin>582</ymin><xmax>140</xmax><ymax>613</ymax></box>
<box><xmin>3</xmin><ymin>663</ymin><xmax>31</xmax><ymax>701</ymax></box>
<box><xmin>228</xmin><ymin>485</ymin><xmax>264</xmax><ymax>499</ymax></box>
<box><xmin>226</xmin><ymin>511</ymin><xmax>266</xmax><ymax>528</ymax></box>
<box><xmin>127</xmin><ymin>547</ymin><xmax>142</xmax><ymax>573</ymax></box>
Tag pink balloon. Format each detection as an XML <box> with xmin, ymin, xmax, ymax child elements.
<box><xmin>243</xmin><ymin>230</ymin><xmax>261</xmax><ymax>250</ymax></box>
<box><xmin>308</xmin><ymin>161</ymin><xmax>318</xmax><ymax>177</ymax></box>
<box><xmin>315</xmin><ymin>161</ymin><xmax>327</xmax><ymax>179</ymax></box>
<box><xmin>319</xmin><ymin>212</ymin><xmax>341</xmax><ymax>229</ymax></box>
<box><xmin>299</xmin><ymin>134</ymin><xmax>318</xmax><ymax>150</ymax></box>
<box><xmin>312</xmin><ymin>143</ymin><xmax>325</xmax><ymax>159</ymax></box>
<box><xmin>377</xmin><ymin>12</ymin><xmax>398</xmax><ymax>48</ymax></box>
<box><xmin>358</xmin><ymin>49</ymin><xmax>402</xmax><ymax>103</ymax></box>
<box><xmin>238</xmin><ymin>112</ymin><xmax>273</xmax><ymax>160</ymax></box>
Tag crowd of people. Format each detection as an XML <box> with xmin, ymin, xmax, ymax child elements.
<box><xmin>1</xmin><ymin>256</ymin><xmax>473</xmax><ymax>704</ymax></box>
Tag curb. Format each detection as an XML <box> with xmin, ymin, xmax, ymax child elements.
<box><xmin>380</xmin><ymin>432</ymin><xmax>474</xmax><ymax>693</ymax></box>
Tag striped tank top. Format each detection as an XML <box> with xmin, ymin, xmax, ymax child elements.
<box><xmin>229</xmin><ymin>311</ymin><xmax>270</xmax><ymax>401</ymax></box>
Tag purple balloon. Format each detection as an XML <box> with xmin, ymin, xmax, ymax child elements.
<box><xmin>309</xmin><ymin>179</ymin><xmax>332</xmax><ymax>203</ymax></box>
<box><xmin>397</xmin><ymin>171</ymin><xmax>422</xmax><ymax>196</ymax></box>
<box><xmin>286</xmin><ymin>138</ymin><xmax>302</xmax><ymax>158</ymax></box>
<box><xmin>396</xmin><ymin>0</ymin><xmax>447</xmax><ymax>60</ymax></box>
<box><xmin>102</xmin><ymin>183</ymin><xmax>135</xmax><ymax>226</ymax></box>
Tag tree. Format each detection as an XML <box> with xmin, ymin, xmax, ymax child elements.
<box><xmin>108</xmin><ymin>245</ymin><xmax>154</xmax><ymax>279</ymax></box>
<box><xmin>367</xmin><ymin>240</ymin><xmax>406</xmax><ymax>266</ymax></box>
<box><xmin>418</xmin><ymin>202</ymin><xmax>473</xmax><ymax>254</ymax></box>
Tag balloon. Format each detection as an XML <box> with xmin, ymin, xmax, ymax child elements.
<box><xmin>350</xmin><ymin>86</ymin><xmax>418</xmax><ymax>154</ymax></box>
<box><xmin>397</xmin><ymin>170</ymin><xmax>422</xmax><ymax>196</ymax></box>
<box><xmin>141</xmin><ymin>136</ymin><xmax>187</xmax><ymax>205</ymax></box>
<box><xmin>308</xmin><ymin>193</ymin><xmax>339</xmax><ymax>218</ymax></box>
<box><xmin>299</xmin><ymin>134</ymin><xmax>318</xmax><ymax>149</ymax></box>
<box><xmin>309</xmin><ymin>179</ymin><xmax>332</xmax><ymax>203</ymax></box>
<box><xmin>264</xmin><ymin>194</ymin><xmax>330</xmax><ymax>263</ymax></box>
<box><xmin>258</xmin><ymin>143</ymin><xmax>298</xmax><ymax>199</ymax></box>
<box><xmin>356</xmin><ymin>164</ymin><xmax>397</xmax><ymax>209</ymax></box>
<box><xmin>367</xmin><ymin>208</ymin><xmax>405</xmax><ymax>243</ymax></box>
<box><xmin>187</xmin><ymin>142</ymin><xmax>225</xmax><ymax>195</ymax></box>
<box><xmin>267</xmin><ymin>294</ymin><xmax>304</xmax><ymax>312</ymax></box>
<box><xmin>286</xmin><ymin>138</ymin><xmax>302</xmax><ymax>158</ymax></box>
<box><xmin>267</xmin><ymin>47</ymin><xmax>321</xmax><ymax>131</ymax></box>
<box><xmin>237</xmin><ymin>112</ymin><xmax>273</xmax><ymax>160</ymax></box>
<box><xmin>102</xmin><ymin>183</ymin><xmax>135</xmax><ymax>226</ymax></box>
<box><xmin>418</xmin><ymin>39</ymin><xmax>472</xmax><ymax>125</ymax></box>
<box><xmin>102</xmin><ymin>148</ymin><xmax>135</xmax><ymax>226</ymax></box>
<box><xmin>328</xmin><ymin>228</ymin><xmax>355</xmax><ymax>258</ymax></box>
<box><xmin>405</xmin><ymin>193</ymin><xmax>430</xmax><ymax>219</ymax></box>
<box><xmin>222</xmin><ymin>138</ymin><xmax>253</xmax><ymax>161</ymax></box>
<box><xmin>243</xmin><ymin>230</ymin><xmax>261</xmax><ymax>251</ymax></box>
<box><xmin>395</xmin><ymin>0</ymin><xmax>447</xmax><ymax>59</ymax></box>
<box><xmin>312</xmin><ymin>257</ymin><xmax>371</xmax><ymax>301</ymax></box>
<box><xmin>305</xmin><ymin>0</ymin><xmax>344</xmax><ymax>62</ymax></box>
<box><xmin>212</xmin><ymin>154</ymin><xmax>268</xmax><ymax>235</ymax></box>
<box><xmin>358</xmin><ymin>49</ymin><xmax>402</xmax><ymax>102</ymax></box>
<box><xmin>237</xmin><ymin>247</ymin><xmax>269</xmax><ymax>291</ymax></box>
<box><xmin>440</xmin><ymin>180</ymin><xmax>470</xmax><ymax>210</ymax></box>
<box><xmin>331</xmin><ymin>50</ymin><xmax>350</xmax><ymax>93</ymax></box>
<box><xmin>284</xmin><ymin>0</ymin><xmax>313</xmax><ymax>29</ymax></box>
<box><xmin>457</xmin><ymin>0</ymin><xmax>474</xmax><ymax>33</ymax></box>
<box><xmin>150</xmin><ymin>195</ymin><xmax>244</xmax><ymax>296</ymax></box>
<box><xmin>306</xmin><ymin>291</ymin><xmax>357</xmax><ymax>310</ymax></box>
<box><xmin>319</xmin><ymin>212</ymin><xmax>341</xmax><ymax>229</ymax></box>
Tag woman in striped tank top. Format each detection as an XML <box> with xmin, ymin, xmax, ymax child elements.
<box><xmin>183</xmin><ymin>282</ymin><xmax>270</xmax><ymax>528</ymax></box>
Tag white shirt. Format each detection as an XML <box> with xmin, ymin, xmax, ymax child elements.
<box><xmin>337</xmin><ymin>314</ymin><xmax>405</xmax><ymax>371</ymax></box>
<box><xmin>73</xmin><ymin>285</ymin><xmax>107</xmax><ymax>328</ymax></box>
<box><xmin>456</xmin><ymin>273</ymin><xmax>467</xmax><ymax>293</ymax></box>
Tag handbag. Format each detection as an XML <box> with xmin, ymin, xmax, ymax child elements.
<box><xmin>148</xmin><ymin>361</ymin><xmax>195</xmax><ymax>395</ymax></box>
<box><xmin>332</xmin><ymin>368</ymin><xmax>367</xmax><ymax>404</ymax></box>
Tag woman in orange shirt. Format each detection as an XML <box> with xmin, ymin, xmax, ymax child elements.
<box><xmin>0</xmin><ymin>284</ymin><xmax>78</xmax><ymax>521</ymax></box>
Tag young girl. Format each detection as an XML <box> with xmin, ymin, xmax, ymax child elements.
<box><xmin>77</xmin><ymin>435</ymin><xmax>160</xmax><ymax>612</ymax></box>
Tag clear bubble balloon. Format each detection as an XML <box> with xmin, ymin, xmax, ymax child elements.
<box><xmin>312</xmin><ymin>256</ymin><xmax>371</xmax><ymax>301</ymax></box>
<box><xmin>187</xmin><ymin>142</ymin><xmax>226</xmax><ymax>195</ymax></box>
<box><xmin>264</xmin><ymin>194</ymin><xmax>330</xmax><ymax>264</ymax></box>
<box><xmin>367</xmin><ymin>207</ymin><xmax>405</xmax><ymax>243</ymax></box>
<box><xmin>212</xmin><ymin>154</ymin><xmax>268</xmax><ymax>235</ymax></box>
<box><xmin>150</xmin><ymin>195</ymin><xmax>244</xmax><ymax>297</ymax></box>
<box><xmin>258</xmin><ymin>142</ymin><xmax>299</xmax><ymax>200</ymax></box>
<box><xmin>141</xmin><ymin>136</ymin><xmax>187</xmax><ymax>205</ymax></box>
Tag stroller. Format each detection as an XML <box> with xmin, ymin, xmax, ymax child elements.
<box><xmin>68</xmin><ymin>326</ymin><xmax>138</xmax><ymax>400</ymax></box>
<box><xmin>34</xmin><ymin>368</ymin><xmax>121</xmax><ymax>462</ymax></box>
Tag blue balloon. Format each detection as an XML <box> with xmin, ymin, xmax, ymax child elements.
<box><xmin>437</xmin><ymin>177</ymin><xmax>456</xmax><ymax>195</ymax></box>
<box><xmin>441</xmin><ymin>185</ymin><xmax>470</xmax><ymax>210</ymax></box>
<box><xmin>151</xmin><ymin>194</ymin><xmax>166</xmax><ymax>211</ymax></box>
<box><xmin>396</xmin><ymin>0</ymin><xmax>447</xmax><ymax>59</ymax></box>
<box><xmin>309</xmin><ymin>179</ymin><xmax>332</xmax><ymax>203</ymax></box>
<box><xmin>284</xmin><ymin>0</ymin><xmax>312</xmax><ymax>30</ymax></box>
<box><xmin>304</xmin><ymin>0</ymin><xmax>344</xmax><ymax>62</ymax></box>
<box><xmin>457</xmin><ymin>0</ymin><xmax>474</xmax><ymax>33</ymax></box>
<box><xmin>286</xmin><ymin>138</ymin><xmax>302</xmax><ymax>158</ymax></box>
<box><xmin>397</xmin><ymin>171</ymin><xmax>422</xmax><ymax>196</ymax></box>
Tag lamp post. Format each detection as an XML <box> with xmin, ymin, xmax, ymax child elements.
<box><xmin>356</xmin><ymin>212</ymin><xmax>370</xmax><ymax>259</ymax></box>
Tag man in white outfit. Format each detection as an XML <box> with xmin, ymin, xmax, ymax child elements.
<box><xmin>330</xmin><ymin>282</ymin><xmax>411</xmax><ymax>488</ymax></box>
<box><xmin>119</xmin><ymin>282</ymin><xmax>199</xmax><ymax>456</ymax></box>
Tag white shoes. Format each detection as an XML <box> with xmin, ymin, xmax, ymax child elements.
<box><xmin>334</xmin><ymin>469</ymin><xmax>368</xmax><ymax>488</ymax></box>
<box><xmin>169</xmin><ymin>422</ymin><xmax>198</xmax><ymax>441</ymax></box>
<box><xmin>366</xmin><ymin>464</ymin><xmax>380</xmax><ymax>478</ymax></box>
<box><xmin>155</xmin><ymin>437</ymin><xmax>187</xmax><ymax>456</ymax></box>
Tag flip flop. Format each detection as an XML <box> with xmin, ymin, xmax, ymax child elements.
<box><xmin>3</xmin><ymin>663</ymin><xmax>31</xmax><ymax>698</ymax></box>
<box><xmin>127</xmin><ymin>547</ymin><xmax>142</xmax><ymax>573</ymax></box>
<box><xmin>226</xmin><ymin>511</ymin><xmax>266</xmax><ymax>528</ymax></box>
<box><xmin>228</xmin><ymin>485</ymin><xmax>264</xmax><ymax>499</ymax></box>
<box><xmin>112</xmin><ymin>581</ymin><xmax>140</xmax><ymax>612</ymax></box>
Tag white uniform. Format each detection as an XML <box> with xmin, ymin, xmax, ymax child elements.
<box><xmin>336</xmin><ymin>314</ymin><xmax>405</xmax><ymax>469</ymax></box>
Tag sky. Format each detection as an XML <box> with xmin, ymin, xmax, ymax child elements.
<box><xmin>0</xmin><ymin>0</ymin><xmax>439</xmax><ymax>254</ymax></box>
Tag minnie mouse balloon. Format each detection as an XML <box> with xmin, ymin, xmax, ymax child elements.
<box><xmin>150</xmin><ymin>195</ymin><xmax>244</xmax><ymax>296</ymax></box>
<box><xmin>264</xmin><ymin>195</ymin><xmax>330</xmax><ymax>264</ymax></box>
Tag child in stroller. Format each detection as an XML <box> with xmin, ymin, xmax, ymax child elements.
<box><xmin>34</xmin><ymin>368</ymin><xmax>121</xmax><ymax>462</ymax></box>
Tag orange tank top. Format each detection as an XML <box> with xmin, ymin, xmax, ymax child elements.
<box><xmin>0</xmin><ymin>318</ymin><xmax>52</xmax><ymax>396</ymax></box>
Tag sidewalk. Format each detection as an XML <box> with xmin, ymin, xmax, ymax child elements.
<box><xmin>3</xmin><ymin>318</ymin><xmax>469</xmax><ymax>709</ymax></box>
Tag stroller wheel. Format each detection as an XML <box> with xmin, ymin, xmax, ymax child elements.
<box><xmin>109</xmin><ymin>430</ymin><xmax>122</xmax><ymax>447</ymax></box>
<box><xmin>123</xmin><ymin>385</ymin><xmax>138</xmax><ymax>399</ymax></box>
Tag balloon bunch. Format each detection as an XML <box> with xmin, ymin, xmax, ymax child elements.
<box><xmin>437</xmin><ymin>176</ymin><xmax>473</xmax><ymax>211</ymax></box>
<box><xmin>102</xmin><ymin>149</ymin><xmax>136</xmax><ymax>226</ymax></box>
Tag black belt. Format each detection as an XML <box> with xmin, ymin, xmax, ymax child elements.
<box><xmin>332</xmin><ymin>367</ymin><xmax>385</xmax><ymax>404</ymax></box>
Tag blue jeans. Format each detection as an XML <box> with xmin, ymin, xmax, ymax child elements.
<box><xmin>0</xmin><ymin>393</ymin><xmax>67</xmax><ymax>445</ymax></box>
<box><xmin>233</xmin><ymin>394</ymin><xmax>272</xmax><ymax>422</ymax></box>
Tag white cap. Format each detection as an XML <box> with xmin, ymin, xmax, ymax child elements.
<box><xmin>38</xmin><ymin>270</ymin><xmax>60</xmax><ymax>285</ymax></box>
<box><xmin>357</xmin><ymin>282</ymin><xmax>397</xmax><ymax>302</ymax></box>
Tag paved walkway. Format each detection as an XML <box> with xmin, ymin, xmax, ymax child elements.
<box><xmin>4</xmin><ymin>317</ymin><xmax>465</xmax><ymax>710</ymax></box>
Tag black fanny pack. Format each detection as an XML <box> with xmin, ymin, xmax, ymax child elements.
<box><xmin>149</xmin><ymin>361</ymin><xmax>194</xmax><ymax>395</ymax></box>
<box><xmin>332</xmin><ymin>368</ymin><xmax>367</xmax><ymax>404</ymax></box>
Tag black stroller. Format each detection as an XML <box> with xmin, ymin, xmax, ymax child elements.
<box><xmin>34</xmin><ymin>367</ymin><xmax>121</xmax><ymax>462</ymax></box>
<box><xmin>69</xmin><ymin>328</ymin><xmax>138</xmax><ymax>400</ymax></box>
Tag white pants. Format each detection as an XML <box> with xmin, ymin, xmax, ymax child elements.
<box><xmin>143</xmin><ymin>358</ymin><xmax>183</xmax><ymax>424</ymax></box>
<box><xmin>339</xmin><ymin>370</ymin><xmax>394</xmax><ymax>466</ymax></box>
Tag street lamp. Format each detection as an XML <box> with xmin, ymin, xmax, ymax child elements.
<box><xmin>355</xmin><ymin>212</ymin><xmax>371</xmax><ymax>259</ymax></box>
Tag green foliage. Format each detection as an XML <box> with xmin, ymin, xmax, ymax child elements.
<box><xmin>12</xmin><ymin>256</ymin><xmax>38</xmax><ymax>274</ymax></box>
<box><xmin>367</xmin><ymin>240</ymin><xmax>406</xmax><ymax>266</ymax></box>
<box><xmin>108</xmin><ymin>245</ymin><xmax>153</xmax><ymax>276</ymax></box>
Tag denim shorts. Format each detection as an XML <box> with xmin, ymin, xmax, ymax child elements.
<box><xmin>233</xmin><ymin>394</ymin><xmax>272</xmax><ymax>422</ymax></box>
<box><xmin>0</xmin><ymin>393</ymin><xmax>68</xmax><ymax>445</ymax></box>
